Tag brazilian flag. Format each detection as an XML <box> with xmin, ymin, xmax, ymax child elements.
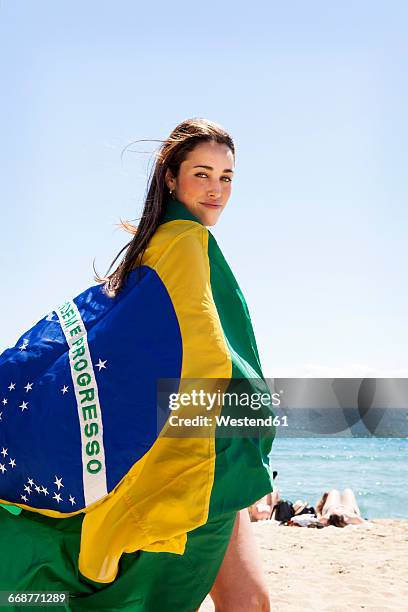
<box><xmin>0</xmin><ymin>196</ymin><xmax>274</xmax><ymax>610</ymax></box>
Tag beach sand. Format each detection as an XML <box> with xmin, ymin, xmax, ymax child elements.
<box><xmin>199</xmin><ymin>519</ymin><xmax>408</xmax><ymax>611</ymax></box>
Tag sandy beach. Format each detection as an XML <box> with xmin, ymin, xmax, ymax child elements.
<box><xmin>200</xmin><ymin>519</ymin><xmax>408</xmax><ymax>611</ymax></box>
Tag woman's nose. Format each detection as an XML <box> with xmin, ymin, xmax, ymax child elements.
<box><xmin>207</xmin><ymin>181</ymin><xmax>222</xmax><ymax>197</ymax></box>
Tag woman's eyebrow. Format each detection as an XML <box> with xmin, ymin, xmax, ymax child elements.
<box><xmin>193</xmin><ymin>164</ymin><xmax>234</xmax><ymax>173</ymax></box>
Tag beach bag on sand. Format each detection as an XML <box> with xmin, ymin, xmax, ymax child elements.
<box><xmin>273</xmin><ymin>500</ymin><xmax>295</xmax><ymax>522</ymax></box>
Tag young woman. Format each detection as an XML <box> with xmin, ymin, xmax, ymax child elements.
<box><xmin>0</xmin><ymin>118</ymin><xmax>274</xmax><ymax>610</ymax></box>
<box><xmin>316</xmin><ymin>488</ymin><xmax>365</xmax><ymax>527</ymax></box>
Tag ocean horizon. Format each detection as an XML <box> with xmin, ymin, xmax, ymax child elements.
<box><xmin>269</xmin><ymin>436</ymin><xmax>408</xmax><ymax>519</ymax></box>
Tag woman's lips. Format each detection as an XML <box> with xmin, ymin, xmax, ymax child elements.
<box><xmin>200</xmin><ymin>202</ymin><xmax>222</xmax><ymax>209</ymax></box>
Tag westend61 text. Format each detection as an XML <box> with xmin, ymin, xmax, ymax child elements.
<box><xmin>168</xmin><ymin>414</ymin><xmax>288</xmax><ymax>428</ymax></box>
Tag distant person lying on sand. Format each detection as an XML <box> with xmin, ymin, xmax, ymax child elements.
<box><xmin>248</xmin><ymin>471</ymin><xmax>280</xmax><ymax>521</ymax></box>
<box><xmin>316</xmin><ymin>488</ymin><xmax>365</xmax><ymax>527</ymax></box>
<box><xmin>248</xmin><ymin>490</ymin><xmax>281</xmax><ymax>521</ymax></box>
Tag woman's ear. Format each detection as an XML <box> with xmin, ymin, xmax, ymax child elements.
<box><xmin>165</xmin><ymin>168</ymin><xmax>175</xmax><ymax>191</ymax></box>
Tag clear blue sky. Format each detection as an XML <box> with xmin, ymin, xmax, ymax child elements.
<box><xmin>1</xmin><ymin>1</ymin><xmax>407</xmax><ymax>376</ymax></box>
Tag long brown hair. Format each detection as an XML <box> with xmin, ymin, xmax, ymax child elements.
<box><xmin>328</xmin><ymin>514</ymin><xmax>347</xmax><ymax>528</ymax></box>
<box><xmin>94</xmin><ymin>117</ymin><xmax>235</xmax><ymax>298</ymax></box>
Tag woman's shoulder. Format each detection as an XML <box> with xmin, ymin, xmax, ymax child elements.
<box><xmin>141</xmin><ymin>220</ymin><xmax>209</xmax><ymax>272</ymax></box>
<box><xmin>155</xmin><ymin>218</ymin><xmax>208</xmax><ymax>247</ymax></box>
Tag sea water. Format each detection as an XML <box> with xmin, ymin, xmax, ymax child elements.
<box><xmin>269</xmin><ymin>437</ymin><xmax>408</xmax><ymax>519</ymax></box>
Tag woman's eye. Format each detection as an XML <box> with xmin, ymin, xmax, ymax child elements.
<box><xmin>195</xmin><ymin>173</ymin><xmax>232</xmax><ymax>182</ymax></box>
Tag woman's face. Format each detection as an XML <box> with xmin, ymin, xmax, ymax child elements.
<box><xmin>165</xmin><ymin>140</ymin><xmax>234</xmax><ymax>226</ymax></box>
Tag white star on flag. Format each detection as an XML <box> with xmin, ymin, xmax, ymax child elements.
<box><xmin>0</xmin><ymin>464</ymin><xmax>6</xmax><ymax>474</ymax></box>
<box><xmin>41</xmin><ymin>487</ymin><xmax>49</xmax><ymax>496</ymax></box>
<box><xmin>24</xmin><ymin>485</ymin><xmax>32</xmax><ymax>494</ymax></box>
<box><xmin>19</xmin><ymin>343</ymin><xmax>28</xmax><ymax>351</ymax></box>
<box><xmin>2</xmin><ymin>398</ymin><xmax>7</xmax><ymax>405</ymax></box>
<box><xmin>8</xmin><ymin>383</ymin><xmax>15</xmax><ymax>391</ymax></box>
<box><xmin>61</xmin><ymin>385</ymin><xmax>69</xmax><ymax>394</ymax></box>
<box><xmin>69</xmin><ymin>495</ymin><xmax>76</xmax><ymax>505</ymax></box>
<box><xmin>19</xmin><ymin>401</ymin><xmax>29</xmax><ymax>412</ymax></box>
<box><xmin>35</xmin><ymin>485</ymin><xmax>41</xmax><ymax>493</ymax></box>
<box><xmin>53</xmin><ymin>492</ymin><xmax>62</xmax><ymax>503</ymax></box>
<box><xmin>24</xmin><ymin>382</ymin><xmax>33</xmax><ymax>392</ymax></box>
<box><xmin>21</xmin><ymin>495</ymin><xmax>28</xmax><ymax>502</ymax></box>
<box><xmin>96</xmin><ymin>358</ymin><xmax>107</xmax><ymax>371</ymax></box>
<box><xmin>27</xmin><ymin>478</ymin><xmax>34</xmax><ymax>486</ymax></box>
<box><xmin>9</xmin><ymin>458</ymin><xmax>16</xmax><ymax>468</ymax></box>
<box><xmin>54</xmin><ymin>476</ymin><xmax>64</xmax><ymax>490</ymax></box>
<box><xmin>1</xmin><ymin>448</ymin><xmax>8</xmax><ymax>457</ymax></box>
